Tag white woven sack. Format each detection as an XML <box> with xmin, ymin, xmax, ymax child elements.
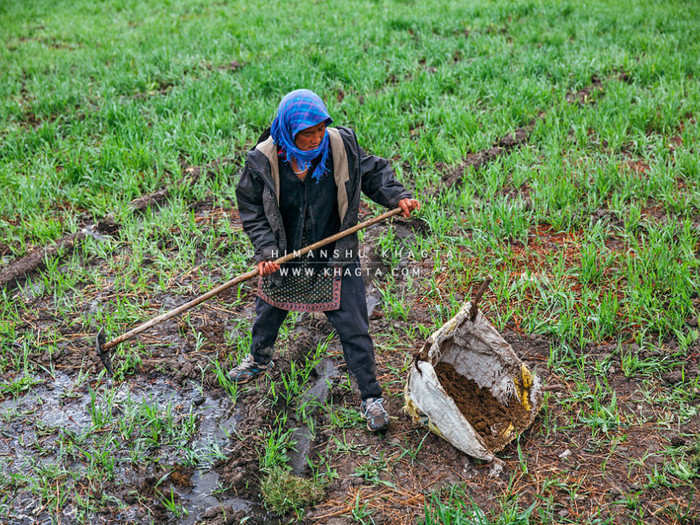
<box><xmin>404</xmin><ymin>302</ymin><xmax>542</xmax><ymax>460</ymax></box>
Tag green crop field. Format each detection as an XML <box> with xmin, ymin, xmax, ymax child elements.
<box><xmin>1</xmin><ymin>0</ymin><xmax>698</xmax><ymax>523</ymax></box>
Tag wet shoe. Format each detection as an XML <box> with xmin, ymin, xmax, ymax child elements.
<box><xmin>360</xmin><ymin>397</ymin><xmax>389</xmax><ymax>432</ymax></box>
<box><xmin>228</xmin><ymin>354</ymin><xmax>272</xmax><ymax>384</ymax></box>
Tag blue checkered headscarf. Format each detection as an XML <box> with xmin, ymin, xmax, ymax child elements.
<box><xmin>270</xmin><ymin>89</ymin><xmax>333</xmax><ymax>183</ymax></box>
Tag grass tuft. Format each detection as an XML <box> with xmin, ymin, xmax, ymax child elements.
<box><xmin>261</xmin><ymin>466</ymin><xmax>325</xmax><ymax>517</ymax></box>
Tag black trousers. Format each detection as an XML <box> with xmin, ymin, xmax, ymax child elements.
<box><xmin>250</xmin><ymin>266</ymin><xmax>382</xmax><ymax>400</ymax></box>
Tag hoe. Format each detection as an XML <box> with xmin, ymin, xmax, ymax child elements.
<box><xmin>95</xmin><ymin>207</ymin><xmax>404</xmax><ymax>376</ymax></box>
<box><xmin>95</xmin><ymin>206</ymin><xmax>542</xmax><ymax>461</ymax></box>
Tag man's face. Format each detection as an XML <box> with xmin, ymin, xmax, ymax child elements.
<box><xmin>294</xmin><ymin>121</ymin><xmax>326</xmax><ymax>151</ymax></box>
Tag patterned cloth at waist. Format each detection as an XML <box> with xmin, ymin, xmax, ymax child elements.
<box><xmin>257</xmin><ymin>148</ymin><xmax>343</xmax><ymax>312</ymax></box>
<box><xmin>257</xmin><ymin>256</ymin><xmax>341</xmax><ymax>312</ymax></box>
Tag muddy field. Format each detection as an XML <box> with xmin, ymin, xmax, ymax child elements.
<box><xmin>2</xmin><ymin>172</ymin><xmax>697</xmax><ymax>523</ymax></box>
<box><xmin>2</xmin><ymin>0</ymin><xmax>699</xmax><ymax>523</ymax></box>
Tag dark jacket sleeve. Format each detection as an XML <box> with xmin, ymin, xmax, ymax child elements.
<box><xmin>235</xmin><ymin>151</ymin><xmax>279</xmax><ymax>263</ymax></box>
<box><xmin>355</xmin><ymin>133</ymin><xmax>412</xmax><ymax>208</ymax></box>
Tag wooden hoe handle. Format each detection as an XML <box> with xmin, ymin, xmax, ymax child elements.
<box><xmin>100</xmin><ymin>207</ymin><xmax>403</xmax><ymax>352</ymax></box>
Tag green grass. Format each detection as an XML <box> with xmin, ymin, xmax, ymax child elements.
<box><xmin>1</xmin><ymin>0</ymin><xmax>699</xmax><ymax>522</ymax></box>
<box><xmin>261</xmin><ymin>465</ymin><xmax>325</xmax><ymax>517</ymax></box>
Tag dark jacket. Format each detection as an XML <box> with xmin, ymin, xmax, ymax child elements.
<box><xmin>235</xmin><ymin>126</ymin><xmax>411</xmax><ymax>264</ymax></box>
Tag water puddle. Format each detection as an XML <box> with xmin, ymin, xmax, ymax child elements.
<box><xmin>182</xmin><ymin>470</ymin><xmax>221</xmax><ymax>521</ymax></box>
<box><xmin>366</xmin><ymin>287</ymin><xmax>381</xmax><ymax>318</ymax></box>
<box><xmin>179</xmin><ymin>469</ymin><xmax>255</xmax><ymax>524</ymax></box>
<box><xmin>0</xmin><ymin>370</ymin><xmax>256</xmax><ymax>523</ymax></box>
<box><xmin>289</xmin><ymin>358</ymin><xmax>340</xmax><ymax>475</ymax></box>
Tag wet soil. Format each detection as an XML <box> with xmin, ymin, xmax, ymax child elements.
<box><xmin>128</xmin><ymin>187</ymin><xmax>171</xmax><ymax>212</ymax></box>
<box><xmin>4</xmin><ymin>256</ymin><xmax>697</xmax><ymax>524</ymax></box>
<box><xmin>434</xmin><ymin>362</ymin><xmax>531</xmax><ymax>451</ymax></box>
<box><xmin>180</xmin><ymin>156</ymin><xmax>238</xmax><ymax>182</ymax></box>
<box><xmin>3</xmin><ymin>71</ymin><xmax>610</xmax><ymax>291</ymax></box>
<box><xmin>566</xmin><ymin>73</ymin><xmax>604</xmax><ymax>105</ymax></box>
<box><xmin>288</xmin><ymin>358</ymin><xmax>341</xmax><ymax>475</ymax></box>
<box><xmin>218</xmin><ymin>60</ymin><xmax>243</xmax><ymax>72</ymax></box>
<box><xmin>131</xmin><ymin>78</ymin><xmax>175</xmax><ymax>99</ymax></box>
<box><xmin>0</xmin><ymin>231</ymin><xmax>85</xmax><ymax>288</ymax></box>
<box><xmin>3</xmin><ymin>128</ymin><xmax>698</xmax><ymax>523</ymax></box>
<box><xmin>0</xmin><ymin>368</ymin><xmax>265</xmax><ymax>524</ymax></box>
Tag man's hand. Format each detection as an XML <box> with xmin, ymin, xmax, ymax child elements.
<box><xmin>257</xmin><ymin>260</ymin><xmax>281</xmax><ymax>276</ymax></box>
<box><xmin>398</xmin><ymin>198</ymin><xmax>421</xmax><ymax>218</ymax></box>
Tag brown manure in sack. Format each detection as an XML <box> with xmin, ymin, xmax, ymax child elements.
<box><xmin>435</xmin><ymin>362</ymin><xmax>531</xmax><ymax>450</ymax></box>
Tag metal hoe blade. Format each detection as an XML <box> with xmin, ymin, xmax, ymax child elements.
<box><xmin>96</xmin><ymin>328</ymin><xmax>113</xmax><ymax>376</ymax></box>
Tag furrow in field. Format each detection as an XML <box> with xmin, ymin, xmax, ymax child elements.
<box><xmin>0</xmin><ymin>68</ymin><xmax>610</xmax><ymax>292</ymax></box>
<box><xmin>435</xmin><ymin>73</ymin><xmax>607</xmax><ymax>193</ymax></box>
<box><xmin>0</xmin><ymin>156</ymin><xmax>238</xmax><ymax>290</ymax></box>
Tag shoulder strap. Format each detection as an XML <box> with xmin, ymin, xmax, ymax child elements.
<box><xmin>255</xmin><ymin>130</ymin><xmax>349</xmax><ymax>221</ymax></box>
<box><xmin>328</xmin><ymin>127</ymin><xmax>350</xmax><ymax>223</ymax></box>
<box><xmin>255</xmin><ymin>137</ymin><xmax>280</xmax><ymax>205</ymax></box>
